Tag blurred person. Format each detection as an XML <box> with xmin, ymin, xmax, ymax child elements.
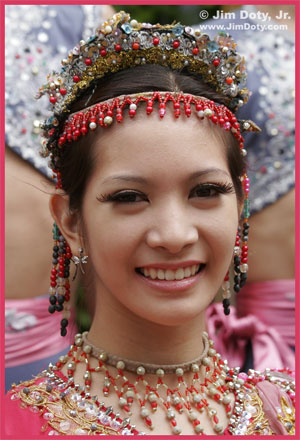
<box><xmin>200</xmin><ymin>4</ymin><xmax>295</xmax><ymax>371</ymax></box>
<box><xmin>5</xmin><ymin>4</ymin><xmax>114</xmax><ymax>392</ymax></box>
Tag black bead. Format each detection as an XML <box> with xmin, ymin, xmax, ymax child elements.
<box><xmin>58</xmin><ymin>249</ymin><xmax>64</xmax><ymax>255</ymax></box>
<box><xmin>234</xmin><ymin>256</ymin><xmax>241</xmax><ymax>265</ymax></box>
<box><xmin>57</xmin><ymin>295</ymin><xmax>65</xmax><ymax>304</ymax></box>
<box><xmin>49</xmin><ymin>295</ymin><xmax>57</xmax><ymax>305</ymax></box>
<box><xmin>234</xmin><ymin>275</ymin><xmax>240</xmax><ymax>284</ymax></box>
<box><xmin>243</xmin><ymin>230</ymin><xmax>249</xmax><ymax>236</ymax></box>
<box><xmin>64</xmin><ymin>271</ymin><xmax>70</xmax><ymax>278</ymax></box>
<box><xmin>55</xmin><ymin>304</ymin><xmax>63</xmax><ymax>312</ymax></box>
<box><xmin>52</xmin><ymin>258</ymin><xmax>58</xmax><ymax>265</ymax></box>
<box><xmin>52</xmin><ymin>252</ymin><xmax>59</xmax><ymax>258</ymax></box>
<box><xmin>233</xmin><ymin>284</ymin><xmax>240</xmax><ymax>293</ymax></box>
<box><xmin>240</xmin><ymin>273</ymin><xmax>248</xmax><ymax>287</ymax></box>
<box><xmin>234</xmin><ymin>266</ymin><xmax>241</xmax><ymax>274</ymax></box>
<box><xmin>48</xmin><ymin>304</ymin><xmax>56</xmax><ymax>314</ymax></box>
<box><xmin>223</xmin><ymin>298</ymin><xmax>230</xmax><ymax>308</ymax></box>
<box><xmin>243</xmin><ymin>222</ymin><xmax>249</xmax><ymax>229</ymax></box>
<box><xmin>61</xmin><ymin>318</ymin><xmax>68</xmax><ymax>328</ymax></box>
<box><xmin>224</xmin><ymin>307</ymin><xmax>230</xmax><ymax>316</ymax></box>
<box><xmin>60</xmin><ymin>327</ymin><xmax>67</xmax><ymax>337</ymax></box>
<box><xmin>53</xmin><ymin>245</ymin><xmax>59</xmax><ymax>252</ymax></box>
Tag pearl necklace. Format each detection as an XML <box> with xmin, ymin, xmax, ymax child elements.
<box><xmin>53</xmin><ymin>331</ymin><xmax>233</xmax><ymax>435</ymax></box>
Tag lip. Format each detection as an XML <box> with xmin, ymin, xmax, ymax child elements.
<box><xmin>135</xmin><ymin>263</ymin><xmax>206</xmax><ymax>292</ymax></box>
<box><xmin>137</xmin><ymin>260</ymin><xmax>204</xmax><ymax>270</ymax></box>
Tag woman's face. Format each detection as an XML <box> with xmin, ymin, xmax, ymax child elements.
<box><xmin>79</xmin><ymin>111</ymin><xmax>241</xmax><ymax>326</ymax></box>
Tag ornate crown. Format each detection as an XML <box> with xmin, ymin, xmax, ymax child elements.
<box><xmin>37</xmin><ymin>11</ymin><xmax>252</xmax><ymax>143</ymax></box>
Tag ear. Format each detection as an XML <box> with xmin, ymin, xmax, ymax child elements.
<box><xmin>49</xmin><ymin>193</ymin><xmax>82</xmax><ymax>256</ymax></box>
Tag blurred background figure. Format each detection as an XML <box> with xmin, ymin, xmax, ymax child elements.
<box><xmin>5</xmin><ymin>4</ymin><xmax>114</xmax><ymax>392</ymax></box>
<box><xmin>201</xmin><ymin>4</ymin><xmax>295</xmax><ymax>371</ymax></box>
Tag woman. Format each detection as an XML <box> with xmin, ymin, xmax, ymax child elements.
<box><xmin>5</xmin><ymin>12</ymin><xmax>295</xmax><ymax>436</ymax></box>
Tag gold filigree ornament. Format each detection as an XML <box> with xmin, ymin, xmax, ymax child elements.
<box><xmin>243</xmin><ymin>390</ymin><xmax>275</xmax><ymax>435</ymax></box>
<box><xmin>277</xmin><ymin>395</ymin><xmax>295</xmax><ymax>435</ymax></box>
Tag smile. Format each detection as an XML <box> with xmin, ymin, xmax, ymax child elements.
<box><xmin>136</xmin><ymin>264</ymin><xmax>204</xmax><ymax>281</ymax></box>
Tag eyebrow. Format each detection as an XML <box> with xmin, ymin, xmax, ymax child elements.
<box><xmin>101</xmin><ymin>168</ymin><xmax>230</xmax><ymax>184</ymax></box>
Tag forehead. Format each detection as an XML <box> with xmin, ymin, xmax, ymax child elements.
<box><xmin>91</xmin><ymin>110</ymin><xmax>231</xmax><ymax>176</ymax></box>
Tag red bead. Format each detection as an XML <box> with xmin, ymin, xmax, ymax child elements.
<box><xmin>242</xmin><ymin>245</ymin><xmax>248</xmax><ymax>251</ymax></box>
<box><xmin>50</xmin><ymin>281</ymin><xmax>56</xmax><ymax>287</ymax></box>
<box><xmin>193</xmin><ymin>420</ymin><xmax>200</xmax><ymax>426</ymax></box>
<box><xmin>192</xmin><ymin>47</ymin><xmax>199</xmax><ymax>55</ymax></box>
<box><xmin>242</xmin><ymin>257</ymin><xmax>248</xmax><ymax>263</ymax></box>
<box><xmin>100</xmin><ymin>48</ymin><xmax>107</xmax><ymax>57</ymax></box>
<box><xmin>132</xmin><ymin>42</ymin><xmax>140</xmax><ymax>50</ymax></box>
<box><xmin>59</xmin><ymin>88</ymin><xmax>67</xmax><ymax>95</ymax></box>
<box><xmin>213</xmin><ymin>58</ymin><xmax>220</xmax><ymax>67</ymax></box>
<box><xmin>173</xmin><ymin>40</ymin><xmax>180</xmax><ymax>49</ymax></box>
<box><xmin>49</xmin><ymin>96</ymin><xmax>56</xmax><ymax>104</ymax></box>
<box><xmin>115</xmin><ymin>44</ymin><xmax>122</xmax><ymax>52</ymax></box>
<box><xmin>81</xmin><ymin>126</ymin><xmax>88</xmax><ymax>135</ymax></box>
<box><xmin>212</xmin><ymin>115</ymin><xmax>218</xmax><ymax>124</ymax></box>
<box><xmin>85</xmin><ymin>58</ymin><xmax>92</xmax><ymax>66</ymax></box>
<box><xmin>219</xmin><ymin>118</ymin><xmax>224</xmax><ymax>125</ymax></box>
<box><xmin>73</xmin><ymin>75</ymin><xmax>80</xmax><ymax>83</ymax></box>
<box><xmin>64</xmin><ymin>294</ymin><xmax>70</xmax><ymax>302</ymax></box>
<box><xmin>171</xmin><ymin>419</ymin><xmax>177</xmax><ymax>427</ymax></box>
<box><xmin>153</xmin><ymin>37</ymin><xmax>160</xmax><ymax>46</ymax></box>
<box><xmin>213</xmin><ymin>415</ymin><xmax>219</xmax><ymax>424</ymax></box>
<box><xmin>51</xmin><ymin>269</ymin><xmax>57</xmax><ymax>275</ymax></box>
<box><xmin>226</xmin><ymin>77</ymin><xmax>233</xmax><ymax>84</ymax></box>
<box><xmin>145</xmin><ymin>417</ymin><xmax>152</xmax><ymax>427</ymax></box>
<box><xmin>50</xmin><ymin>275</ymin><xmax>56</xmax><ymax>281</ymax></box>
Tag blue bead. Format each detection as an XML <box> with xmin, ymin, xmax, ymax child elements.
<box><xmin>172</xmin><ymin>25</ymin><xmax>184</xmax><ymax>36</ymax></box>
<box><xmin>207</xmin><ymin>41</ymin><xmax>219</xmax><ymax>53</ymax></box>
<box><xmin>121</xmin><ymin>23</ymin><xmax>133</xmax><ymax>34</ymax></box>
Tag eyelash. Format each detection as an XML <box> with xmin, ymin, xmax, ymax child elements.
<box><xmin>97</xmin><ymin>183</ymin><xmax>235</xmax><ymax>204</ymax></box>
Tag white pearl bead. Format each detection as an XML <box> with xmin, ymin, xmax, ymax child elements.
<box><xmin>175</xmin><ymin>368</ymin><xmax>184</xmax><ymax>376</ymax></box>
<box><xmin>129</xmin><ymin>103</ymin><xmax>137</xmax><ymax>111</ymax></box>
<box><xmin>173</xmin><ymin>396</ymin><xmax>181</xmax><ymax>405</ymax></box>
<box><xmin>241</xmin><ymin>149</ymin><xmax>247</xmax><ymax>156</ymax></box>
<box><xmin>197</xmin><ymin>110</ymin><xmax>204</xmax><ymax>118</ymax></box>
<box><xmin>195</xmin><ymin>425</ymin><xmax>204</xmax><ymax>433</ymax></box>
<box><xmin>136</xmin><ymin>366</ymin><xmax>145</xmax><ymax>376</ymax></box>
<box><xmin>103</xmin><ymin>116</ymin><xmax>113</xmax><ymax>125</ymax></box>
<box><xmin>148</xmin><ymin>393</ymin><xmax>157</xmax><ymax>402</ymax></box>
<box><xmin>141</xmin><ymin>408</ymin><xmax>149</xmax><ymax>418</ymax></box>
<box><xmin>130</xmin><ymin>19</ymin><xmax>138</xmax><ymax>27</ymax></box>
<box><xmin>191</xmin><ymin>364</ymin><xmax>199</xmax><ymax>373</ymax></box>
<box><xmin>167</xmin><ymin>410</ymin><xmax>175</xmax><ymax>419</ymax></box>
<box><xmin>104</xmin><ymin>25</ymin><xmax>112</xmax><ymax>34</ymax></box>
<box><xmin>240</xmin><ymin>264</ymin><xmax>248</xmax><ymax>273</ymax></box>
<box><xmin>83</xmin><ymin>345</ymin><xmax>92</xmax><ymax>354</ymax></box>
<box><xmin>193</xmin><ymin>394</ymin><xmax>201</xmax><ymax>403</ymax></box>
<box><xmin>156</xmin><ymin>368</ymin><xmax>164</xmax><ymax>377</ymax></box>
<box><xmin>202</xmin><ymin>357</ymin><xmax>210</xmax><ymax>366</ymax></box>
<box><xmin>89</xmin><ymin>122</ymin><xmax>97</xmax><ymax>130</ymax></box>
<box><xmin>208</xmin><ymin>348</ymin><xmax>216</xmax><ymax>357</ymax></box>
<box><xmin>116</xmin><ymin>360</ymin><xmax>125</xmax><ymax>370</ymax></box>
<box><xmin>172</xmin><ymin>426</ymin><xmax>182</xmax><ymax>435</ymax></box>
<box><xmin>203</xmin><ymin>108</ymin><xmax>213</xmax><ymax>116</ymax></box>
<box><xmin>99</xmin><ymin>352</ymin><xmax>107</xmax><ymax>362</ymax></box>
<box><xmin>189</xmin><ymin>410</ymin><xmax>197</xmax><ymax>421</ymax></box>
<box><xmin>119</xmin><ymin>397</ymin><xmax>126</xmax><ymax>406</ymax></box>
<box><xmin>223</xmin><ymin>395</ymin><xmax>231</xmax><ymax>404</ymax></box>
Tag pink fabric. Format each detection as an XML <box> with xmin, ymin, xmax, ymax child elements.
<box><xmin>206</xmin><ymin>279</ymin><xmax>295</xmax><ymax>371</ymax></box>
<box><xmin>256</xmin><ymin>379</ymin><xmax>293</xmax><ymax>435</ymax></box>
<box><xmin>5</xmin><ymin>296</ymin><xmax>77</xmax><ymax>367</ymax></box>
<box><xmin>5</xmin><ymin>378</ymin><xmax>47</xmax><ymax>437</ymax></box>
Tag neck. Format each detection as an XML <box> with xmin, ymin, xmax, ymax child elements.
<box><xmin>87</xmin><ymin>291</ymin><xmax>207</xmax><ymax>366</ymax></box>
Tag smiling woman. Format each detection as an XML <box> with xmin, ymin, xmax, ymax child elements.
<box><xmin>4</xmin><ymin>11</ymin><xmax>295</xmax><ymax>437</ymax></box>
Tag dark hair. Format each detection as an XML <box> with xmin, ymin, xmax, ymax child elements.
<box><xmin>60</xmin><ymin>65</ymin><xmax>246</xmax><ymax>211</ymax></box>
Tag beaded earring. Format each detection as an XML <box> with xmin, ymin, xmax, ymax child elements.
<box><xmin>48</xmin><ymin>223</ymin><xmax>72</xmax><ymax>336</ymax></box>
<box><xmin>222</xmin><ymin>193</ymin><xmax>250</xmax><ymax>316</ymax></box>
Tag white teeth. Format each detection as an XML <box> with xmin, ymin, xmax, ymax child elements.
<box><xmin>165</xmin><ymin>269</ymin><xmax>175</xmax><ymax>281</ymax></box>
<box><xmin>184</xmin><ymin>267</ymin><xmax>192</xmax><ymax>277</ymax></box>
<box><xmin>175</xmin><ymin>268</ymin><xmax>184</xmax><ymax>280</ymax></box>
<box><xmin>140</xmin><ymin>264</ymin><xmax>201</xmax><ymax>281</ymax></box>
<box><xmin>149</xmin><ymin>268</ymin><xmax>157</xmax><ymax>279</ymax></box>
<box><xmin>157</xmin><ymin>269</ymin><xmax>165</xmax><ymax>280</ymax></box>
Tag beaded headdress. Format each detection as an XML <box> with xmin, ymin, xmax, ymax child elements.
<box><xmin>38</xmin><ymin>11</ymin><xmax>259</xmax><ymax>334</ymax></box>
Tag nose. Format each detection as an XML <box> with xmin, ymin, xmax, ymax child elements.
<box><xmin>145</xmin><ymin>202</ymin><xmax>199</xmax><ymax>254</ymax></box>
